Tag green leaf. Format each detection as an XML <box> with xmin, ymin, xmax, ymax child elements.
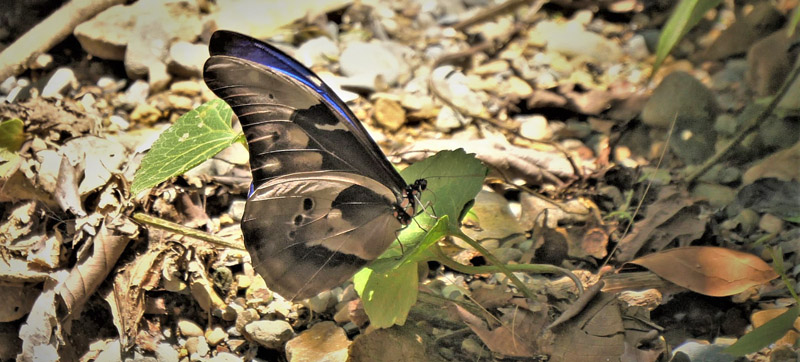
<box><xmin>131</xmin><ymin>99</ymin><xmax>239</xmax><ymax>195</ymax></box>
<box><xmin>724</xmin><ymin>305</ymin><xmax>800</xmax><ymax>356</ymax></box>
<box><xmin>396</xmin><ymin>149</ymin><xmax>487</xmax><ymax>252</ymax></box>
<box><xmin>354</xmin><ymin>149</ymin><xmax>486</xmax><ymax>328</ymax></box>
<box><xmin>0</xmin><ymin>118</ymin><xmax>25</xmax><ymax>152</ymax></box>
<box><xmin>353</xmin><ymin>259</ymin><xmax>418</xmax><ymax>328</ymax></box>
<box><xmin>652</xmin><ymin>0</ymin><xmax>721</xmax><ymax>77</ymax></box>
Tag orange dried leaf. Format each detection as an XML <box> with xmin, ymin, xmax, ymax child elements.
<box><xmin>628</xmin><ymin>246</ymin><xmax>777</xmax><ymax>296</ymax></box>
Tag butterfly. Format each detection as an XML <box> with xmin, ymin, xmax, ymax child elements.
<box><xmin>203</xmin><ymin>30</ymin><xmax>426</xmax><ymax>300</ymax></box>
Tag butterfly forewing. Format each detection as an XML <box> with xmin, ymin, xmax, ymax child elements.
<box><xmin>203</xmin><ymin>30</ymin><xmax>415</xmax><ymax>300</ymax></box>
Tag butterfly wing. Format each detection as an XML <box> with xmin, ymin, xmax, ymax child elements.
<box><xmin>243</xmin><ymin>172</ymin><xmax>401</xmax><ymax>300</ymax></box>
<box><xmin>203</xmin><ymin>31</ymin><xmax>410</xmax><ymax>300</ymax></box>
<box><xmin>204</xmin><ymin>30</ymin><xmax>406</xmax><ymax>191</ymax></box>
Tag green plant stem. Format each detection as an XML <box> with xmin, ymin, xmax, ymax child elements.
<box><xmin>434</xmin><ymin>247</ymin><xmax>584</xmax><ymax>294</ymax></box>
<box><xmin>132</xmin><ymin>212</ymin><xmax>245</xmax><ymax>250</ymax></box>
<box><xmin>772</xmin><ymin>246</ymin><xmax>800</xmax><ymax>303</ymax></box>
<box><xmin>685</xmin><ymin>58</ymin><xmax>800</xmax><ymax>184</ymax></box>
<box><xmin>443</xmin><ymin>227</ymin><xmax>583</xmax><ymax>299</ymax></box>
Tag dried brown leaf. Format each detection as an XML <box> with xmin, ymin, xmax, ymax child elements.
<box><xmin>616</xmin><ymin>186</ymin><xmax>699</xmax><ymax>262</ymax></box>
<box><xmin>628</xmin><ymin>246</ymin><xmax>778</xmax><ymax>297</ymax></box>
<box><xmin>551</xmin><ymin>293</ymin><xmax>625</xmax><ymax>362</ymax></box>
<box><xmin>453</xmin><ymin>304</ymin><xmax>537</xmax><ymax>357</ymax></box>
<box><xmin>56</xmin><ymin>215</ymin><xmax>135</xmax><ymax>314</ymax></box>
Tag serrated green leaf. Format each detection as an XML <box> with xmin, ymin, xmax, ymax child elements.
<box><xmin>724</xmin><ymin>305</ymin><xmax>800</xmax><ymax>356</ymax></box>
<box><xmin>0</xmin><ymin>118</ymin><xmax>25</xmax><ymax>152</ymax></box>
<box><xmin>353</xmin><ymin>259</ymin><xmax>418</xmax><ymax>328</ymax></box>
<box><xmin>353</xmin><ymin>149</ymin><xmax>485</xmax><ymax>329</ymax></box>
<box><xmin>396</xmin><ymin>149</ymin><xmax>487</xmax><ymax>251</ymax></box>
<box><xmin>131</xmin><ymin>99</ymin><xmax>238</xmax><ymax>195</ymax></box>
<box><xmin>652</xmin><ymin>0</ymin><xmax>721</xmax><ymax>77</ymax></box>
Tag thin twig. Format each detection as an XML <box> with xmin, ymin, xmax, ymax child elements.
<box><xmin>132</xmin><ymin>212</ymin><xmax>245</xmax><ymax>250</ymax></box>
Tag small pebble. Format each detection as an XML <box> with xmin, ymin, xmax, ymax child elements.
<box><xmin>41</xmin><ymin>67</ymin><xmax>77</xmax><ymax>98</ymax></box>
<box><xmin>178</xmin><ymin>319</ymin><xmax>204</xmax><ymax>337</ymax></box>
<box><xmin>0</xmin><ymin>76</ymin><xmax>16</xmax><ymax>94</ymax></box>
<box><xmin>245</xmin><ymin>320</ymin><xmax>294</xmax><ymax>349</ymax></box>
<box><xmin>205</xmin><ymin>326</ymin><xmax>227</xmax><ymax>346</ymax></box>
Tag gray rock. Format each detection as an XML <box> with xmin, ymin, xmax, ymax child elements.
<box><xmin>0</xmin><ymin>76</ymin><xmax>16</xmax><ymax>94</ymax></box>
<box><xmin>41</xmin><ymin>68</ymin><xmax>77</xmax><ymax>98</ymax></box>
<box><xmin>74</xmin><ymin>4</ymin><xmax>134</xmax><ymax>60</ymax></box>
<box><xmin>155</xmin><ymin>343</ymin><xmax>179</xmax><ymax>362</ymax></box>
<box><xmin>178</xmin><ymin>319</ymin><xmax>204</xmax><ymax>337</ymax></box>
<box><xmin>245</xmin><ymin>320</ymin><xmax>294</xmax><ymax>349</ymax></box>
<box><xmin>638</xmin><ymin>29</ymin><xmax>660</xmax><ymax>53</ymax></box>
<box><xmin>435</xmin><ymin>106</ymin><xmax>467</xmax><ymax>131</ymax></box>
<box><xmin>185</xmin><ymin>336</ymin><xmax>209</xmax><ymax>357</ymax></box>
<box><xmin>168</xmin><ymin>41</ymin><xmax>208</xmax><ymax>78</ymax></box>
<box><xmin>642</xmin><ymin>71</ymin><xmax>717</xmax><ymax>129</ymax></box>
<box><xmin>97</xmin><ymin>76</ymin><xmax>127</xmax><ymax>93</ymax></box>
<box><xmin>517</xmin><ymin>114</ymin><xmax>551</xmax><ymax>140</ymax></box>
<box><xmin>710</xmin><ymin>59</ymin><xmax>747</xmax><ymax>91</ymax></box>
<box><xmin>642</xmin><ymin>71</ymin><xmax>718</xmax><ymax>164</ymax></box>
<box><xmin>122</xmin><ymin>80</ymin><xmax>150</xmax><ymax>109</ymax></box>
<box><xmin>537</xmin><ymin>20</ymin><xmax>623</xmax><ymax>63</ymax></box>
<box><xmin>430</xmin><ymin>66</ymin><xmax>486</xmax><ymax>116</ymax></box>
<box><xmin>30</xmin><ymin>54</ymin><xmax>53</xmax><ymax>70</ymax></box>
<box><xmin>296</xmin><ymin>36</ymin><xmax>339</xmax><ymax>68</ymax></box>
<box><xmin>340</xmin><ymin>41</ymin><xmax>408</xmax><ymax>86</ymax></box>
<box><xmin>624</xmin><ymin>34</ymin><xmax>650</xmax><ymax>60</ymax></box>
<box><xmin>714</xmin><ymin>114</ymin><xmax>738</xmax><ymax>136</ymax></box>
<box><xmin>124</xmin><ymin>0</ymin><xmax>202</xmax><ymax>90</ymax></box>
<box><xmin>703</xmin><ymin>2</ymin><xmax>784</xmax><ymax>60</ymax></box>
<box><xmin>206</xmin><ymin>326</ymin><xmax>227</xmax><ymax>346</ymax></box>
<box><xmin>746</xmin><ymin>29</ymin><xmax>797</xmax><ymax>97</ymax></box>
<box><xmin>306</xmin><ymin>290</ymin><xmax>335</xmax><ymax>314</ymax></box>
<box><xmin>109</xmin><ymin>115</ymin><xmax>130</xmax><ymax>130</ymax></box>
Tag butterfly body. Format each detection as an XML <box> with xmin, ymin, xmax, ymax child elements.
<box><xmin>204</xmin><ymin>30</ymin><xmax>421</xmax><ymax>300</ymax></box>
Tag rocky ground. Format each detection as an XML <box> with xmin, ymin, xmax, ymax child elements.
<box><xmin>1</xmin><ymin>0</ymin><xmax>799</xmax><ymax>361</ymax></box>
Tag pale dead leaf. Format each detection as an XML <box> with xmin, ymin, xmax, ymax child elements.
<box><xmin>18</xmin><ymin>272</ymin><xmax>67</xmax><ymax>361</ymax></box>
<box><xmin>628</xmin><ymin>246</ymin><xmax>778</xmax><ymax>297</ymax></box>
<box><xmin>0</xmin><ymin>201</ymin><xmax>38</xmax><ymax>244</ymax></box>
<box><xmin>55</xmin><ymin>155</ymin><xmax>85</xmax><ymax>217</ymax></box>
<box><xmin>0</xmin><ymin>257</ymin><xmax>51</xmax><ymax>283</ymax></box>
<box><xmin>56</xmin><ymin>215</ymin><xmax>135</xmax><ymax>314</ymax></box>
<box><xmin>0</xmin><ymin>283</ymin><xmax>39</xmax><ymax>322</ymax></box>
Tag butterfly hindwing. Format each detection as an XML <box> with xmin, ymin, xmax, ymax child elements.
<box><xmin>243</xmin><ymin>172</ymin><xmax>401</xmax><ymax>299</ymax></box>
<box><xmin>203</xmin><ymin>30</ymin><xmax>414</xmax><ymax>300</ymax></box>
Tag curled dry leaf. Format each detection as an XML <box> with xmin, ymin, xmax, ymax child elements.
<box><xmin>56</xmin><ymin>214</ymin><xmax>136</xmax><ymax>314</ymax></box>
<box><xmin>628</xmin><ymin>246</ymin><xmax>778</xmax><ymax>297</ymax></box>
